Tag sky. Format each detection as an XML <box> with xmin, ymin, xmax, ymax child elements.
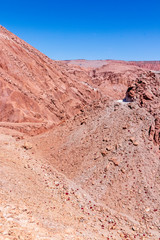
<box><xmin>0</xmin><ymin>0</ymin><xmax>160</xmax><ymax>60</ymax></box>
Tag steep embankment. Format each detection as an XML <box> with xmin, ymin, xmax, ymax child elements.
<box><xmin>34</xmin><ymin>100</ymin><xmax>159</xmax><ymax>231</ymax></box>
<box><xmin>33</xmin><ymin>70</ymin><xmax>160</xmax><ymax>239</ymax></box>
<box><xmin>0</xmin><ymin>26</ymin><xmax>100</xmax><ymax>125</ymax></box>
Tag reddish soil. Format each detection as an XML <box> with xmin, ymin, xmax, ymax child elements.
<box><xmin>129</xmin><ymin>61</ymin><xmax>160</xmax><ymax>71</ymax></box>
<box><xmin>0</xmin><ymin>26</ymin><xmax>159</xmax><ymax>239</ymax></box>
<box><xmin>64</xmin><ymin>59</ymin><xmax>160</xmax><ymax>71</ymax></box>
<box><xmin>0</xmin><ymin>26</ymin><xmax>100</xmax><ymax>124</ymax></box>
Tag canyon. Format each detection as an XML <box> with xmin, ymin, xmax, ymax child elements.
<box><xmin>0</xmin><ymin>26</ymin><xmax>159</xmax><ymax>239</ymax></box>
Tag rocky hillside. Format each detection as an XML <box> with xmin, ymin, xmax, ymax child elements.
<box><xmin>0</xmin><ymin>27</ymin><xmax>159</xmax><ymax>239</ymax></box>
<box><xmin>0</xmin><ymin>26</ymin><xmax>100</xmax><ymax>124</ymax></box>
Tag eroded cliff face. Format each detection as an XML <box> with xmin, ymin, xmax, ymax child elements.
<box><xmin>124</xmin><ymin>71</ymin><xmax>160</xmax><ymax>146</ymax></box>
<box><xmin>65</xmin><ymin>59</ymin><xmax>160</xmax><ymax>146</ymax></box>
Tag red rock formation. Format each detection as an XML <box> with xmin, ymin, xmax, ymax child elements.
<box><xmin>65</xmin><ymin>60</ymin><xmax>150</xmax><ymax>100</ymax></box>
<box><xmin>124</xmin><ymin>71</ymin><xmax>160</xmax><ymax>145</ymax></box>
<box><xmin>129</xmin><ymin>61</ymin><xmax>160</xmax><ymax>71</ymax></box>
<box><xmin>0</xmin><ymin>26</ymin><xmax>100</xmax><ymax>124</ymax></box>
<box><xmin>0</xmin><ymin>27</ymin><xmax>159</xmax><ymax>240</ymax></box>
<box><xmin>65</xmin><ymin>59</ymin><xmax>160</xmax><ymax>71</ymax></box>
<box><xmin>150</xmin><ymin>117</ymin><xmax>160</xmax><ymax>145</ymax></box>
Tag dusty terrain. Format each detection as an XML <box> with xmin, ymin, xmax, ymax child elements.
<box><xmin>64</xmin><ymin>59</ymin><xmax>160</xmax><ymax>71</ymax></box>
<box><xmin>0</xmin><ymin>26</ymin><xmax>160</xmax><ymax>239</ymax></box>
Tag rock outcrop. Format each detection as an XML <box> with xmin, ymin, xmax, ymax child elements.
<box><xmin>124</xmin><ymin>71</ymin><xmax>160</xmax><ymax>146</ymax></box>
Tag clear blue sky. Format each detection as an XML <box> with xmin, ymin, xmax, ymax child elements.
<box><xmin>1</xmin><ymin>0</ymin><xmax>160</xmax><ymax>60</ymax></box>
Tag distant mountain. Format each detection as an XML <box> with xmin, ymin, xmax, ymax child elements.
<box><xmin>64</xmin><ymin>59</ymin><xmax>160</xmax><ymax>71</ymax></box>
